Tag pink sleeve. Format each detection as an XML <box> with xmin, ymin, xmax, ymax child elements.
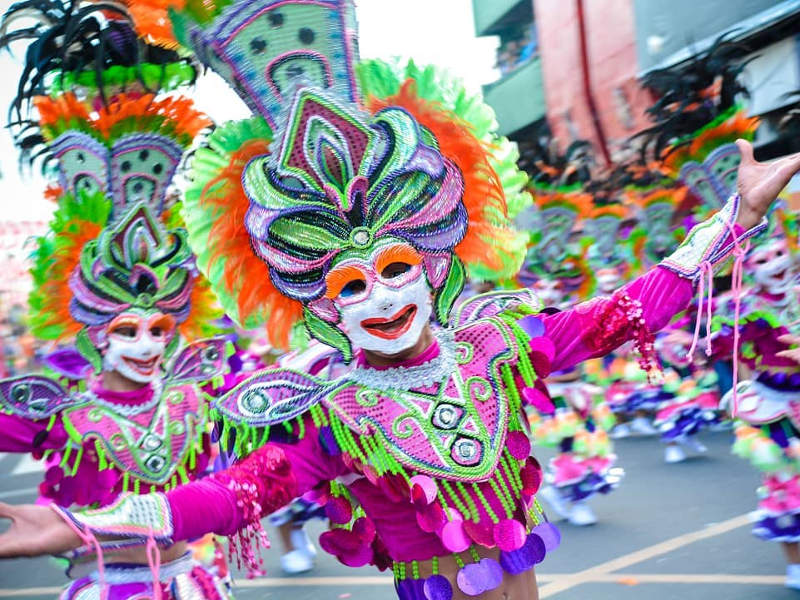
<box><xmin>168</xmin><ymin>413</ymin><xmax>347</xmax><ymax>540</ymax></box>
<box><xmin>0</xmin><ymin>412</ymin><xmax>68</xmax><ymax>453</ymax></box>
<box><xmin>543</xmin><ymin>266</ymin><xmax>694</xmax><ymax>372</ymax></box>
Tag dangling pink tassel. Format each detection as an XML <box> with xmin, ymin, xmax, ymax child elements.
<box><xmin>51</xmin><ymin>505</ymin><xmax>108</xmax><ymax>600</ymax></box>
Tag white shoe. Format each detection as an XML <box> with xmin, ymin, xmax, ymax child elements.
<box><xmin>680</xmin><ymin>437</ymin><xmax>708</xmax><ymax>454</ymax></box>
<box><xmin>568</xmin><ymin>501</ymin><xmax>597</xmax><ymax>526</ymax></box>
<box><xmin>290</xmin><ymin>527</ymin><xmax>317</xmax><ymax>559</ymax></box>
<box><xmin>281</xmin><ymin>549</ymin><xmax>314</xmax><ymax>574</ymax></box>
<box><xmin>610</xmin><ymin>423</ymin><xmax>632</xmax><ymax>439</ymax></box>
<box><xmin>664</xmin><ymin>445</ymin><xmax>687</xmax><ymax>464</ymax></box>
<box><xmin>630</xmin><ymin>416</ymin><xmax>658</xmax><ymax>436</ymax></box>
<box><xmin>786</xmin><ymin>564</ymin><xmax>800</xmax><ymax>590</ymax></box>
<box><xmin>539</xmin><ymin>485</ymin><xmax>571</xmax><ymax>521</ymax></box>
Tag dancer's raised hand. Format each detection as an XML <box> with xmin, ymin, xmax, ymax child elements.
<box><xmin>736</xmin><ymin>140</ymin><xmax>800</xmax><ymax>229</ymax></box>
<box><xmin>777</xmin><ymin>334</ymin><xmax>800</xmax><ymax>365</ymax></box>
<box><xmin>0</xmin><ymin>502</ymin><xmax>80</xmax><ymax>558</ymax></box>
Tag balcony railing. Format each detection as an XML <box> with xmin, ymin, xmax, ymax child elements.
<box><xmin>473</xmin><ymin>0</ymin><xmax>530</xmax><ymax>37</ymax></box>
<box><xmin>482</xmin><ymin>55</ymin><xmax>545</xmax><ymax>137</ymax></box>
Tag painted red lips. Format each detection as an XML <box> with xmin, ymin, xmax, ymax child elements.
<box><xmin>360</xmin><ymin>305</ymin><xmax>417</xmax><ymax>340</ymax></box>
<box><xmin>122</xmin><ymin>355</ymin><xmax>160</xmax><ymax>376</ymax></box>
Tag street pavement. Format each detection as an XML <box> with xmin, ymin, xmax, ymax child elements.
<box><xmin>0</xmin><ymin>429</ymin><xmax>795</xmax><ymax>599</ymax></box>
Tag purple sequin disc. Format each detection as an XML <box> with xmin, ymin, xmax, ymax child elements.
<box><xmin>518</xmin><ymin>315</ymin><xmax>544</xmax><ymax>338</ymax></box>
<box><xmin>397</xmin><ymin>578</ymin><xmax>427</xmax><ymax>600</ymax></box>
<box><xmin>456</xmin><ymin>563</ymin><xmax>486</xmax><ymax>596</ymax></box>
<box><xmin>532</xmin><ymin>522</ymin><xmax>561</xmax><ymax>551</ymax></box>
<box><xmin>423</xmin><ymin>574</ymin><xmax>453</xmax><ymax>600</ymax></box>
<box><xmin>478</xmin><ymin>558</ymin><xmax>504</xmax><ymax>590</ymax></box>
<box><xmin>499</xmin><ymin>532</ymin><xmax>546</xmax><ymax>575</ymax></box>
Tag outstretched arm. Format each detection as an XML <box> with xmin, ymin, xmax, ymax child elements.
<box><xmin>0</xmin><ymin>413</ymin><xmax>347</xmax><ymax>558</ymax></box>
<box><xmin>542</xmin><ymin>140</ymin><xmax>800</xmax><ymax>373</ymax></box>
<box><xmin>0</xmin><ymin>413</ymin><xmax>68</xmax><ymax>453</ymax></box>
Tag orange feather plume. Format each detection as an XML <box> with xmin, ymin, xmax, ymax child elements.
<box><xmin>34</xmin><ymin>94</ymin><xmax>92</xmax><ymax>135</ymax></box>
<box><xmin>122</xmin><ymin>0</ymin><xmax>184</xmax><ymax>49</ymax></box>
<box><xmin>95</xmin><ymin>93</ymin><xmax>212</xmax><ymax>141</ymax></box>
<box><xmin>662</xmin><ymin>112</ymin><xmax>759</xmax><ymax>176</ymax></box>
<box><xmin>177</xmin><ymin>274</ymin><xmax>221</xmax><ymax>341</ymax></box>
<box><xmin>364</xmin><ymin>80</ymin><xmax>514</xmax><ymax>272</ymax></box>
<box><xmin>534</xmin><ymin>190</ymin><xmax>594</xmax><ymax>218</ymax></box>
<box><xmin>36</xmin><ymin>221</ymin><xmax>101</xmax><ymax>340</ymax></box>
<box><xmin>200</xmin><ymin>139</ymin><xmax>303</xmax><ymax>349</ymax></box>
<box><xmin>588</xmin><ymin>203</ymin><xmax>627</xmax><ymax>219</ymax></box>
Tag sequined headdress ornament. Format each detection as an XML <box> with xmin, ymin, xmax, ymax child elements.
<box><xmin>176</xmin><ymin>0</ymin><xmax>529</xmax><ymax>357</ymax></box>
<box><xmin>624</xmin><ymin>166</ymin><xmax>686</xmax><ymax>266</ymax></box>
<box><xmin>636</xmin><ymin>32</ymin><xmax>758</xmax><ymax>215</ymax></box>
<box><xmin>1</xmin><ymin>0</ymin><xmax>209</xmax><ymax>215</ymax></box>
<box><xmin>166</xmin><ymin>0</ymin><xmax>359</xmax><ymax>128</ymax></box>
<box><xmin>515</xmin><ymin>133</ymin><xmax>594</xmax><ymax>292</ymax></box>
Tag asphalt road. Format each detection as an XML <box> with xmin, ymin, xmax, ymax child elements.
<box><xmin>0</xmin><ymin>430</ymin><xmax>794</xmax><ymax>599</ymax></box>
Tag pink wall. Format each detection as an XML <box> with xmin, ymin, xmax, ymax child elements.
<box><xmin>534</xmin><ymin>0</ymin><xmax>653</xmax><ymax>162</ymax></box>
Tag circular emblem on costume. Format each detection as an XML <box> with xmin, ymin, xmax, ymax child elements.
<box><xmin>136</xmin><ymin>293</ymin><xmax>154</xmax><ymax>307</ymax></box>
<box><xmin>451</xmin><ymin>436</ymin><xmax>482</xmax><ymax>466</ymax></box>
<box><xmin>432</xmin><ymin>403</ymin><xmax>463</xmax><ymax>430</ymax></box>
<box><xmin>239</xmin><ymin>387</ymin><xmax>271</xmax><ymax>416</ymax></box>
<box><xmin>350</xmin><ymin>227</ymin><xmax>372</xmax><ymax>248</ymax></box>
<box><xmin>10</xmin><ymin>382</ymin><xmax>31</xmax><ymax>404</ymax></box>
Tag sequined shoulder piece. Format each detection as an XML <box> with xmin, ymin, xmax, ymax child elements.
<box><xmin>0</xmin><ymin>375</ymin><xmax>75</xmax><ymax>419</ymax></box>
<box><xmin>167</xmin><ymin>338</ymin><xmax>231</xmax><ymax>384</ymax></box>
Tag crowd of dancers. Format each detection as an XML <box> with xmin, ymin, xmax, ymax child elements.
<box><xmin>0</xmin><ymin>1</ymin><xmax>799</xmax><ymax>599</ymax></box>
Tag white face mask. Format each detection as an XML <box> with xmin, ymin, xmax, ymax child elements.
<box><xmin>596</xmin><ymin>269</ymin><xmax>621</xmax><ymax>294</ymax></box>
<box><xmin>102</xmin><ymin>312</ymin><xmax>173</xmax><ymax>383</ymax></box>
<box><xmin>749</xmin><ymin>239</ymin><xmax>796</xmax><ymax>296</ymax></box>
<box><xmin>533</xmin><ymin>279</ymin><xmax>564</xmax><ymax>307</ymax></box>
<box><xmin>327</xmin><ymin>242</ymin><xmax>433</xmax><ymax>355</ymax></box>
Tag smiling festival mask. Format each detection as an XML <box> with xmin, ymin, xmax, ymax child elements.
<box><xmin>102</xmin><ymin>311</ymin><xmax>176</xmax><ymax>382</ymax></box>
<box><xmin>184</xmin><ymin>82</ymin><xmax>521</xmax><ymax>361</ymax></box>
<box><xmin>325</xmin><ymin>240</ymin><xmax>433</xmax><ymax>354</ymax></box>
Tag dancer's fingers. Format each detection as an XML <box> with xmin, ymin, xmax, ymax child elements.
<box><xmin>776</xmin><ymin>349</ymin><xmax>800</xmax><ymax>361</ymax></box>
<box><xmin>0</xmin><ymin>502</ymin><xmax>17</xmax><ymax>520</ymax></box>
<box><xmin>778</xmin><ymin>334</ymin><xmax>800</xmax><ymax>345</ymax></box>
<box><xmin>735</xmin><ymin>139</ymin><xmax>755</xmax><ymax>166</ymax></box>
<box><xmin>776</xmin><ymin>152</ymin><xmax>800</xmax><ymax>181</ymax></box>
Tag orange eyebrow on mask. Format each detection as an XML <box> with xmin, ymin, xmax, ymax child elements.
<box><xmin>107</xmin><ymin>314</ymin><xmax>141</xmax><ymax>332</ymax></box>
<box><xmin>325</xmin><ymin>264</ymin><xmax>368</xmax><ymax>299</ymax></box>
<box><xmin>149</xmin><ymin>314</ymin><xmax>176</xmax><ymax>334</ymax></box>
<box><xmin>374</xmin><ymin>243</ymin><xmax>422</xmax><ymax>275</ymax></box>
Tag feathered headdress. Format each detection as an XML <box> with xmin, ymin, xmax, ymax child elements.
<box><xmin>3</xmin><ymin>0</ymin><xmax>218</xmax><ymax>363</ymax></box>
<box><xmin>634</xmin><ymin>32</ymin><xmax>758</xmax><ymax>214</ymax></box>
<box><xmin>177</xmin><ymin>0</ymin><xmax>529</xmax><ymax>358</ymax></box>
